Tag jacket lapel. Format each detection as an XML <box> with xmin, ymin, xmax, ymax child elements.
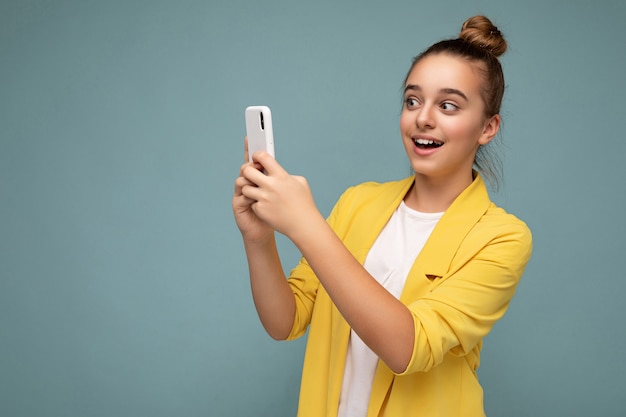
<box><xmin>400</xmin><ymin>174</ymin><xmax>491</xmax><ymax>301</ymax></box>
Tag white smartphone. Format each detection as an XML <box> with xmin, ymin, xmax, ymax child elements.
<box><xmin>245</xmin><ymin>106</ymin><xmax>275</xmax><ymax>163</ymax></box>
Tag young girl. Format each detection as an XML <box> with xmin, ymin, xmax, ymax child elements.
<box><xmin>233</xmin><ymin>15</ymin><xmax>532</xmax><ymax>417</ymax></box>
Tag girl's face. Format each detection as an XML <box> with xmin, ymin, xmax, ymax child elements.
<box><xmin>400</xmin><ymin>53</ymin><xmax>499</xmax><ymax>184</ymax></box>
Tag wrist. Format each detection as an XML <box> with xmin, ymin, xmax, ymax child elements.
<box><xmin>288</xmin><ymin>211</ymin><xmax>329</xmax><ymax>248</ymax></box>
<box><xmin>242</xmin><ymin>229</ymin><xmax>276</xmax><ymax>248</ymax></box>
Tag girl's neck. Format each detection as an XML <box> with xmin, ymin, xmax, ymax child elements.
<box><xmin>403</xmin><ymin>171</ymin><xmax>474</xmax><ymax>213</ymax></box>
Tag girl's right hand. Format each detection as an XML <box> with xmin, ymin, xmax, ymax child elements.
<box><xmin>232</xmin><ymin>137</ymin><xmax>274</xmax><ymax>242</ymax></box>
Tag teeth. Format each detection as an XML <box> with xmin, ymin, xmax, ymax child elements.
<box><xmin>414</xmin><ymin>138</ymin><xmax>442</xmax><ymax>146</ymax></box>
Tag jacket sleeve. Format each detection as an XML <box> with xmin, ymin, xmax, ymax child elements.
<box><xmin>398</xmin><ymin>217</ymin><xmax>533</xmax><ymax>375</ymax></box>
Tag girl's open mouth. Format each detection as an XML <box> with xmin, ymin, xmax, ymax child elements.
<box><xmin>413</xmin><ymin>138</ymin><xmax>443</xmax><ymax>149</ymax></box>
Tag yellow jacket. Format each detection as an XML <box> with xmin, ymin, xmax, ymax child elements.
<box><xmin>286</xmin><ymin>174</ymin><xmax>532</xmax><ymax>417</ymax></box>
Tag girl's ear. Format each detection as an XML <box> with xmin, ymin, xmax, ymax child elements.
<box><xmin>478</xmin><ymin>114</ymin><xmax>500</xmax><ymax>145</ymax></box>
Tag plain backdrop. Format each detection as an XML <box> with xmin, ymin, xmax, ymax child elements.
<box><xmin>1</xmin><ymin>0</ymin><xmax>625</xmax><ymax>416</ymax></box>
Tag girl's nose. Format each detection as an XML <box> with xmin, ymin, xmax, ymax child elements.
<box><xmin>416</xmin><ymin>105</ymin><xmax>435</xmax><ymax>129</ymax></box>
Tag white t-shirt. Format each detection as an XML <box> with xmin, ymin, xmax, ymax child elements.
<box><xmin>337</xmin><ymin>201</ymin><xmax>443</xmax><ymax>417</ymax></box>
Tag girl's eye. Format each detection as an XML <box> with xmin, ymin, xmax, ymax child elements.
<box><xmin>405</xmin><ymin>98</ymin><xmax>419</xmax><ymax>108</ymax></box>
<box><xmin>441</xmin><ymin>102</ymin><xmax>458</xmax><ymax>111</ymax></box>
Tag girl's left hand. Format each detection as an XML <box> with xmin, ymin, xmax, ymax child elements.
<box><xmin>240</xmin><ymin>152</ymin><xmax>323</xmax><ymax>239</ymax></box>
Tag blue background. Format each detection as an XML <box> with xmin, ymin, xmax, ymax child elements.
<box><xmin>2</xmin><ymin>0</ymin><xmax>625</xmax><ymax>415</ymax></box>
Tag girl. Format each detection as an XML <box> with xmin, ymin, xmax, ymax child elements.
<box><xmin>233</xmin><ymin>15</ymin><xmax>532</xmax><ymax>417</ymax></box>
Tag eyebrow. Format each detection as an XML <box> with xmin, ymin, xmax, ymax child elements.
<box><xmin>404</xmin><ymin>84</ymin><xmax>469</xmax><ymax>101</ymax></box>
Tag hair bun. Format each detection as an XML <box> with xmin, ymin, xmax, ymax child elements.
<box><xmin>459</xmin><ymin>15</ymin><xmax>507</xmax><ymax>57</ymax></box>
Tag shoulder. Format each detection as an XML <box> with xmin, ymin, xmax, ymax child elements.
<box><xmin>483</xmin><ymin>203</ymin><xmax>532</xmax><ymax>241</ymax></box>
<box><xmin>432</xmin><ymin>202</ymin><xmax>533</xmax><ymax>282</ymax></box>
<box><xmin>447</xmin><ymin>173</ymin><xmax>532</xmax><ymax>248</ymax></box>
<box><xmin>472</xmin><ymin>203</ymin><xmax>533</xmax><ymax>262</ymax></box>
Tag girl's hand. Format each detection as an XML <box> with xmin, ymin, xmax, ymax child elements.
<box><xmin>240</xmin><ymin>151</ymin><xmax>324</xmax><ymax>240</ymax></box>
<box><xmin>232</xmin><ymin>138</ymin><xmax>274</xmax><ymax>242</ymax></box>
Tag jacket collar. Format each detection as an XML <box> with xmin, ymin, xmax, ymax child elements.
<box><xmin>407</xmin><ymin>172</ymin><xmax>492</xmax><ymax>281</ymax></box>
<box><xmin>356</xmin><ymin>173</ymin><xmax>491</xmax><ymax>278</ymax></box>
